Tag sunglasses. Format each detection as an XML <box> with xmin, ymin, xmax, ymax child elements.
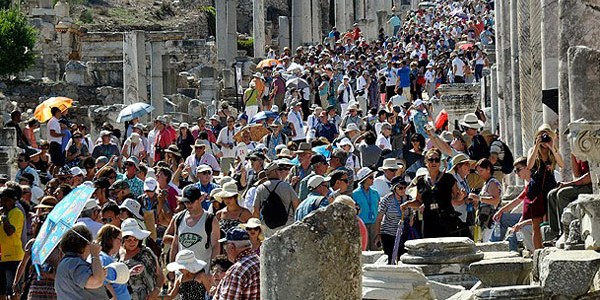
<box><xmin>514</xmin><ymin>167</ymin><xmax>523</xmax><ymax>174</ymax></box>
<box><xmin>199</xmin><ymin>171</ymin><xmax>211</xmax><ymax>175</ymax></box>
<box><xmin>246</xmin><ymin>227</ymin><xmax>260</xmax><ymax>232</ymax></box>
<box><xmin>339</xmin><ymin>178</ymin><xmax>349</xmax><ymax>183</ymax></box>
<box><xmin>396</xmin><ymin>186</ymin><xmax>406</xmax><ymax>190</ymax></box>
<box><xmin>125</xmin><ymin>163</ymin><xmax>135</xmax><ymax>167</ymax></box>
<box><xmin>101</xmin><ymin>217</ymin><xmax>113</xmax><ymax>223</ymax></box>
<box><xmin>123</xmin><ymin>236</ymin><xmax>138</xmax><ymax>243</ymax></box>
<box><xmin>427</xmin><ymin>158</ymin><xmax>441</xmax><ymax>163</ymax></box>
<box><xmin>278</xmin><ymin>167</ymin><xmax>291</xmax><ymax>171</ymax></box>
<box><xmin>182</xmin><ymin>199</ymin><xmax>197</xmax><ymax>205</ymax></box>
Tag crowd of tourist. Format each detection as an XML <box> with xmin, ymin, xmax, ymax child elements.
<box><xmin>2</xmin><ymin>0</ymin><xmax>586</xmax><ymax>299</ymax></box>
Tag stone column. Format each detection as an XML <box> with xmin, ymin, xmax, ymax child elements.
<box><xmin>510</xmin><ymin>0</ymin><xmax>523</xmax><ymax>157</ymax></box>
<box><xmin>355</xmin><ymin>0</ymin><xmax>366</xmax><ymax>20</ymax></box>
<box><xmin>529</xmin><ymin>0</ymin><xmax>544</xmax><ymax>134</ymax></box>
<box><xmin>568</xmin><ymin>46</ymin><xmax>600</xmax><ymax>121</ymax></box>
<box><xmin>541</xmin><ymin>0</ymin><xmax>559</xmax><ymax>130</ymax></box>
<box><xmin>290</xmin><ymin>0</ymin><xmax>306</xmax><ymax>49</ymax></box>
<box><xmin>310</xmin><ymin>0</ymin><xmax>322</xmax><ymax>45</ymax></box>
<box><xmin>496</xmin><ymin>0</ymin><xmax>513</xmax><ymax>153</ymax></box>
<box><xmin>123</xmin><ymin>31</ymin><xmax>148</xmax><ymax>105</ymax></box>
<box><xmin>150</xmin><ymin>41</ymin><xmax>164</xmax><ymax>118</ymax></box>
<box><xmin>517</xmin><ymin>0</ymin><xmax>534</xmax><ymax>153</ymax></box>
<box><xmin>253</xmin><ymin>0</ymin><xmax>265</xmax><ymax>58</ymax></box>
<box><xmin>278</xmin><ymin>16</ymin><xmax>290</xmax><ymax>53</ymax></box>
<box><xmin>558</xmin><ymin>0</ymin><xmax>600</xmax><ymax>179</ymax></box>
<box><xmin>226</xmin><ymin>0</ymin><xmax>237</xmax><ymax>62</ymax></box>
<box><xmin>490</xmin><ymin>66</ymin><xmax>499</xmax><ymax>134</ymax></box>
<box><xmin>215</xmin><ymin>0</ymin><xmax>227</xmax><ymax>62</ymax></box>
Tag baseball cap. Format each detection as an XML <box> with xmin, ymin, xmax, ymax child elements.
<box><xmin>308</xmin><ymin>175</ymin><xmax>330</xmax><ymax>190</ymax></box>
<box><xmin>109</xmin><ymin>180</ymin><xmax>129</xmax><ymax>191</ymax></box>
<box><xmin>218</xmin><ymin>227</ymin><xmax>250</xmax><ymax>243</ymax></box>
<box><xmin>310</xmin><ymin>154</ymin><xmax>327</xmax><ymax>165</ymax></box>
<box><xmin>180</xmin><ymin>185</ymin><xmax>202</xmax><ymax>203</ymax></box>
<box><xmin>143</xmin><ymin>177</ymin><xmax>157</xmax><ymax>192</ymax></box>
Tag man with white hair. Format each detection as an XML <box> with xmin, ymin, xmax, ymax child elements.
<box><xmin>295</xmin><ymin>175</ymin><xmax>332</xmax><ymax>221</ymax></box>
<box><xmin>215</xmin><ymin>228</ymin><xmax>260</xmax><ymax>299</ymax></box>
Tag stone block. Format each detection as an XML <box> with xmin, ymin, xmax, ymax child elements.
<box><xmin>362</xmin><ymin>264</ymin><xmax>434</xmax><ymax>300</ymax></box>
<box><xmin>448</xmin><ymin>290</ymin><xmax>475</xmax><ymax>300</ymax></box>
<box><xmin>426</xmin><ymin>274</ymin><xmax>479</xmax><ymax>289</ymax></box>
<box><xmin>428</xmin><ymin>280</ymin><xmax>465</xmax><ymax>300</ymax></box>
<box><xmin>531</xmin><ymin>247</ymin><xmax>559</xmax><ymax>284</ymax></box>
<box><xmin>469</xmin><ymin>257</ymin><xmax>532</xmax><ymax>287</ymax></box>
<box><xmin>540</xmin><ymin>250</ymin><xmax>600</xmax><ymax>299</ymax></box>
<box><xmin>573</xmin><ymin>194</ymin><xmax>600</xmax><ymax>250</ymax></box>
<box><xmin>481</xmin><ymin>251</ymin><xmax>520</xmax><ymax>260</ymax></box>
<box><xmin>30</xmin><ymin>8</ymin><xmax>55</xmax><ymax>16</ymax></box>
<box><xmin>362</xmin><ymin>251</ymin><xmax>386</xmax><ymax>265</ymax></box>
<box><xmin>401</xmin><ymin>238</ymin><xmax>484</xmax><ymax>265</ymax></box>
<box><xmin>473</xmin><ymin>285</ymin><xmax>543</xmax><ymax>300</ymax></box>
<box><xmin>432</xmin><ymin>84</ymin><xmax>481</xmax><ymax>130</ymax></box>
<box><xmin>187</xmin><ymin>99</ymin><xmax>206</xmax><ymax>119</ymax></box>
<box><xmin>475</xmin><ymin>242</ymin><xmax>510</xmax><ymax>253</ymax></box>
<box><xmin>260</xmin><ymin>202</ymin><xmax>361</xmax><ymax>299</ymax></box>
<box><xmin>398</xmin><ymin>262</ymin><xmax>469</xmax><ymax>276</ymax></box>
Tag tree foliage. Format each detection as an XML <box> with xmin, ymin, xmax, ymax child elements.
<box><xmin>0</xmin><ymin>9</ymin><xmax>37</xmax><ymax>77</ymax></box>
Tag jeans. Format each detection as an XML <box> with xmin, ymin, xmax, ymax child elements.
<box><xmin>490</xmin><ymin>212</ymin><xmax>534</xmax><ymax>251</ymax></box>
<box><xmin>0</xmin><ymin>261</ymin><xmax>20</xmax><ymax>295</ymax></box>
<box><xmin>475</xmin><ymin>64</ymin><xmax>484</xmax><ymax>82</ymax></box>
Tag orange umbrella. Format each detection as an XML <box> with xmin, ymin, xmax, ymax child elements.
<box><xmin>233</xmin><ymin>124</ymin><xmax>271</xmax><ymax>142</ymax></box>
<box><xmin>34</xmin><ymin>97</ymin><xmax>73</xmax><ymax>122</ymax></box>
<box><xmin>256</xmin><ymin>58</ymin><xmax>280</xmax><ymax>69</ymax></box>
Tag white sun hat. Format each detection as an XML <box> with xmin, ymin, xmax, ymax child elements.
<box><xmin>120</xmin><ymin>218</ymin><xmax>150</xmax><ymax>240</ymax></box>
<box><xmin>166</xmin><ymin>249</ymin><xmax>207</xmax><ymax>273</ymax></box>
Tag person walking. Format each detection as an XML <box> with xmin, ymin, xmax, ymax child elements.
<box><xmin>214</xmin><ymin>228</ymin><xmax>260</xmax><ymax>300</ymax></box>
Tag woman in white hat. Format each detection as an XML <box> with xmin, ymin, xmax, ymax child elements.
<box><xmin>353</xmin><ymin>167</ymin><xmax>381</xmax><ymax>250</ymax></box>
<box><xmin>165</xmin><ymin>250</ymin><xmax>211</xmax><ymax>300</ymax></box>
<box><xmin>339</xmin><ymin>138</ymin><xmax>360</xmax><ymax>176</ymax></box>
<box><xmin>121</xmin><ymin>132</ymin><xmax>146</xmax><ymax>163</ymax></box>
<box><xmin>117</xmin><ymin>219</ymin><xmax>164</xmax><ymax>300</ymax></box>
<box><xmin>215</xmin><ymin>182</ymin><xmax>252</xmax><ymax>239</ymax></box>
<box><xmin>337</xmin><ymin>75</ymin><xmax>356</xmax><ymax>116</ymax></box>
<box><xmin>240</xmin><ymin>218</ymin><xmax>265</xmax><ymax>254</ymax></box>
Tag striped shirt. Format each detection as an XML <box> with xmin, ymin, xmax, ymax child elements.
<box><xmin>377</xmin><ymin>193</ymin><xmax>412</xmax><ymax>236</ymax></box>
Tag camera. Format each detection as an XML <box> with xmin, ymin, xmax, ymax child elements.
<box><xmin>541</xmin><ymin>133</ymin><xmax>551</xmax><ymax>143</ymax></box>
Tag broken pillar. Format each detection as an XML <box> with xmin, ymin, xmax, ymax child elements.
<box><xmin>469</xmin><ymin>257</ymin><xmax>533</xmax><ymax>287</ymax></box>
<box><xmin>278</xmin><ymin>16</ymin><xmax>290</xmax><ymax>53</ymax></box>
<box><xmin>253</xmin><ymin>0</ymin><xmax>265</xmax><ymax>58</ymax></box>
<box><xmin>362</xmin><ymin>265</ymin><xmax>435</xmax><ymax>300</ymax></box>
<box><xmin>260</xmin><ymin>202</ymin><xmax>362</xmax><ymax>299</ymax></box>
<box><xmin>573</xmin><ymin>195</ymin><xmax>600</xmax><ymax>250</ymax></box>
<box><xmin>123</xmin><ymin>31</ymin><xmax>148</xmax><ymax>105</ymax></box>
<box><xmin>541</xmin><ymin>0</ymin><xmax>559</xmax><ymax>130</ymax></box>
<box><xmin>150</xmin><ymin>41</ymin><xmax>164</xmax><ymax>118</ymax></box>
<box><xmin>431</xmin><ymin>84</ymin><xmax>481</xmax><ymax>131</ymax></box>
<box><xmin>540</xmin><ymin>250</ymin><xmax>600</xmax><ymax>299</ymax></box>
<box><xmin>557</xmin><ymin>0</ymin><xmax>600</xmax><ymax>179</ymax></box>
<box><xmin>568</xmin><ymin>46</ymin><xmax>600</xmax><ymax>122</ymax></box>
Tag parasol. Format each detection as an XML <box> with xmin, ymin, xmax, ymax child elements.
<box><xmin>286</xmin><ymin>77</ymin><xmax>310</xmax><ymax>90</ymax></box>
<box><xmin>117</xmin><ymin>102</ymin><xmax>155</xmax><ymax>122</ymax></box>
<box><xmin>256</xmin><ymin>58</ymin><xmax>280</xmax><ymax>69</ymax></box>
<box><xmin>34</xmin><ymin>97</ymin><xmax>73</xmax><ymax>123</ymax></box>
<box><xmin>234</xmin><ymin>124</ymin><xmax>271</xmax><ymax>142</ymax></box>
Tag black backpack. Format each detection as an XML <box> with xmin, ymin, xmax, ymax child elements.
<box><xmin>500</xmin><ymin>141</ymin><xmax>514</xmax><ymax>174</ymax></box>
<box><xmin>260</xmin><ymin>181</ymin><xmax>290</xmax><ymax>229</ymax></box>
<box><xmin>175</xmin><ymin>210</ymin><xmax>214</xmax><ymax>250</ymax></box>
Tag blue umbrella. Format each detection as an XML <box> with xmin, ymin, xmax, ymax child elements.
<box><xmin>32</xmin><ymin>184</ymin><xmax>96</xmax><ymax>265</ymax></box>
<box><xmin>116</xmin><ymin>102</ymin><xmax>155</xmax><ymax>122</ymax></box>
<box><xmin>250</xmin><ymin>110</ymin><xmax>279</xmax><ymax>124</ymax></box>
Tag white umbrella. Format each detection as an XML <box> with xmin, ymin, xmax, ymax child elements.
<box><xmin>117</xmin><ymin>103</ymin><xmax>155</xmax><ymax>122</ymax></box>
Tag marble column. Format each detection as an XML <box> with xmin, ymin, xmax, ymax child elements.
<box><xmin>253</xmin><ymin>0</ymin><xmax>265</xmax><ymax>58</ymax></box>
<box><xmin>226</xmin><ymin>0</ymin><xmax>237</xmax><ymax>62</ymax></box>
<box><xmin>335</xmin><ymin>0</ymin><xmax>347</xmax><ymax>32</ymax></box>
<box><xmin>278</xmin><ymin>16</ymin><xmax>290</xmax><ymax>53</ymax></box>
<box><xmin>123</xmin><ymin>31</ymin><xmax>148</xmax><ymax>105</ymax></box>
<box><xmin>310</xmin><ymin>0</ymin><xmax>322</xmax><ymax>45</ymax></box>
<box><xmin>496</xmin><ymin>0</ymin><xmax>513</xmax><ymax>153</ymax></box>
<box><xmin>541</xmin><ymin>0</ymin><xmax>559</xmax><ymax>130</ymax></box>
<box><xmin>568</xmin><ymin>46</ymin><xmax>600</xmax><ymax>121</ymax></box>
<box><xmin>215</xmin><ymin>0</ymin><xmax>227</xmax><ymax>62</ymax></box>
<box><xmin>558</xmin><ymin>0</ymin><xmax>600</xmax><ymax>179</ymax></box>
<box><xmin>150</xmin><ymin>41</ymin><xmax>164</xmax><ymax>118</ymax></box>
<box><xmin>510</xmin><ymin>0</ymin><xmax>523</xmax><ymax>157</ymax></box>
<box><xmin>529</xmin><ymin>0</ymin><xmax>544</xmax><ymax>134</ymax></box>
<box><xmin>517</xmin><ymin>0</ymin><xmax>533</xmax><ymax>153</ymax></box>
<box><xmin>291</xmin><ymin>0</ymin><xmax>306</xmax><ymax>49</ymax></box>
<box><xmin>490</xmin><ymin>66</ymin><xmax>499</xmax><ymax>134</ymax></box>
<box><xmin>355</xmin><ymin>0</ymin><xmax>366</xmax><ymax>20</ymax></box>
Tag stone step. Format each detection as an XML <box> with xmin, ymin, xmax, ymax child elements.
<box><xmin>469</xmin><ymin>257</ymin><xmax>533</xmax><ymax>287</ymax></box>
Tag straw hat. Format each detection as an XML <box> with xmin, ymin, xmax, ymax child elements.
<box><xmin>164</xmin><ymin>145</ymin><xmax>181</xmax><ymax>157</ymax></box>
<box><xmin>216</xmin><ymin>182</ymin><xmax>239</xmax><ymax>198</ymax></box>
<box><xmin>344</xmin><ymin>123</ymin><xmax>360</xmax><ymax>133</ymax></box>
<box><xmin>167</xmin><ymin>250</ymin><xmax>207</xmax><ymax>273</ymax></box>
<box><xmin>356</xmin><ymin>167</ymin><xmax>376</xmax><ymax>184</ymax></box>
<box><xmin>119</xmin><ymin>199</ymin><xmax>143</xmax><ymax>219</ymax></box>
<box><xmin>277</xmin><ymin>148</ymin><xmax>295</xmax><ymax>159</ymax></box>
<box><xmin>449</xmin><ymin>153</ymin><xmax>475</xmax><ymax>173</ymax></box>
<box><xmin>210</xmin><ymin>188</ymin><xmax>223</xmax><ymax>203</ymax></box>
<box><xmin>459</xmin><ymin>113</ymin><xmax>485</xmax><ymax>129</ymax></box>
<box><xmin>129</xmin><ymin>132</ymin><xmax>141</xmax><ymax>144</ymax></box>
<box><xmin>295</xmin><ymin>142</ymin><xmax>313</xmax><ymax>154</ymax></box>
<box><xmin>34</xmin><ymin>196</ymin><xmax>58</xmax><ymax>210</ymax></box>
<box><xmin>120</xmin><ymin>218</ymin><xmax>151</xmax><ymax>240</ymax></box>
<box><xmin>378</xmin><ymin>158</ymin><xmax>404</xmax><ymax>171</ymax></box>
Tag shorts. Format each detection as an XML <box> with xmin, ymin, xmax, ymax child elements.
<box><xmin>48</xmin><ymin>142</ymin><xmax>65</xmax><ymax>167</ymax></box>
<box><xmin>0</xmin><ymin>260</ymin><xmax>20</xmax><ymax>295</ymax></box>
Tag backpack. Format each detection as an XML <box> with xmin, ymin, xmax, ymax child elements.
<box><xmin>175</xmin><ymin>210</ymin><xmax>214</xmax><ymax>250</ymax></box>
<box><xmin>500</xmin><ymin>141</ymin><xmax>514</xmax><ymax>174</ymax></box>
<box><xmin>260</xmin><ymin>181</ymin><xmax>290</xmax><ymax>229</ymax></box>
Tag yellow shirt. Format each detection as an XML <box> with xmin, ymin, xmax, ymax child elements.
<box><xmin>0</xmin><ymin>208</ymin><xmax>25</xmax><ymax>262</ymax></box>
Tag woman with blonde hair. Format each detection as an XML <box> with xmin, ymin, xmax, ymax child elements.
<box><xmin>525</xmin><ymin>124</ymin><xmax>564</xmax><ymax>248</ymax></box>
<box><xmin>215</xmin><ymin>182</ymin><xmax>252</xmax><ymax>239</ymax></box>
<box><xmin>240</xmin><ymin>218</ymin><xmax>264</xmax><ymax>254</ymax></box>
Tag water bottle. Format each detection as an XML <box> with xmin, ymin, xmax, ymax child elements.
<box><xmin>493</xmin><ymin>222</ymin><xmax>502</xmax><ymax>240</ymax></box>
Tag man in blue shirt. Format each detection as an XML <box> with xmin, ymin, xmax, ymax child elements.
<box><xmin>295</xmin><ymin>175</ymin><xmax>331</xmax><ymax>221</ymax></box>
<box><xmin>396</xmin><ymin>60</ymin><xmax>412</xmax><ymax>97</ymax></box>
<box><xmin>315</xmin><ymin>111</ymin><xmax>339</xmax><ymax>143</ymax></box>
<box><xmin>194</xmin><ymin>164</ymin><xmax>219</xmax><ymax>210</ymax></box>
<box><xmin>387</xmin><ymin>14</ymin><xmax>402</xmax><ymax>36</ymax></box>
<box><xmin>353</xmin><ymin>167</ymin><xmax>381</xmax><ymax>250</ymax></box>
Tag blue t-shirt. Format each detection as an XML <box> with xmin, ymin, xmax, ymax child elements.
<box><xmin>353</xmin><ymin>187</ymin><xmax>380</xmax><ymax>224</ymax></box>
<box><xmin>55</xmin><ymin>252</ymin><xmax>109</xmax><ymax>300</ymax></box>
<box><xmin>295</xmin><ymin>193</ymin><xmax>329</xmax><ymax>221</ymax></box>
<box><xmin>397</xmin><ymin>67</ymin><xmax>411</xmax><ymax>88</ymax></box>
<box><xmin>99</xmin><ymin>252</ymin><xmax>131</xmax><ymax>300</ymax></box>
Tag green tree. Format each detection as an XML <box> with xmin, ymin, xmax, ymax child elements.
<box><xmin>0</xmin><ymin>9</ymin><xmax>37</xmax><ymax>77</ymax></box>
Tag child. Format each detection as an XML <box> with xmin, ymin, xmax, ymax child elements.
<box><xmin>165</xmin><ymin>250</ymin><xmax>211</xmax><ymax>300</ymax></box>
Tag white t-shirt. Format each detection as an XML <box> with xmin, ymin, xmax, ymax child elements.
<box><xmin>47</xmin><ymin>117</ymin><xmax>62</xmax><ymax>143</ymax></box>
<box><xmin>287</xmin><ymin>110</ymin><xmax>305</xmax><ymax>140</ymax></box>
<box><xmin>217</xmin><ymin>127</ymin><xmax>237</xmax><ymax>158</ymax></box>
<box><xmin>376</xmin><ymin>134</ymin><xmax>392</xmax><ymax>150</ymax></box>
<box><xmin>357</xmin><ymin>76</ymin><xmax>368</xmax><ymax>91</ymax></box>
<box><xmin>380</xmin><ymin>67</ymin><xmax>398</xmax><ymax>86</ymax></box>
<box><xmin>453</xmin><ymin>57</ymin><xmax>466</xmax><ymax>77</ymax></box>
